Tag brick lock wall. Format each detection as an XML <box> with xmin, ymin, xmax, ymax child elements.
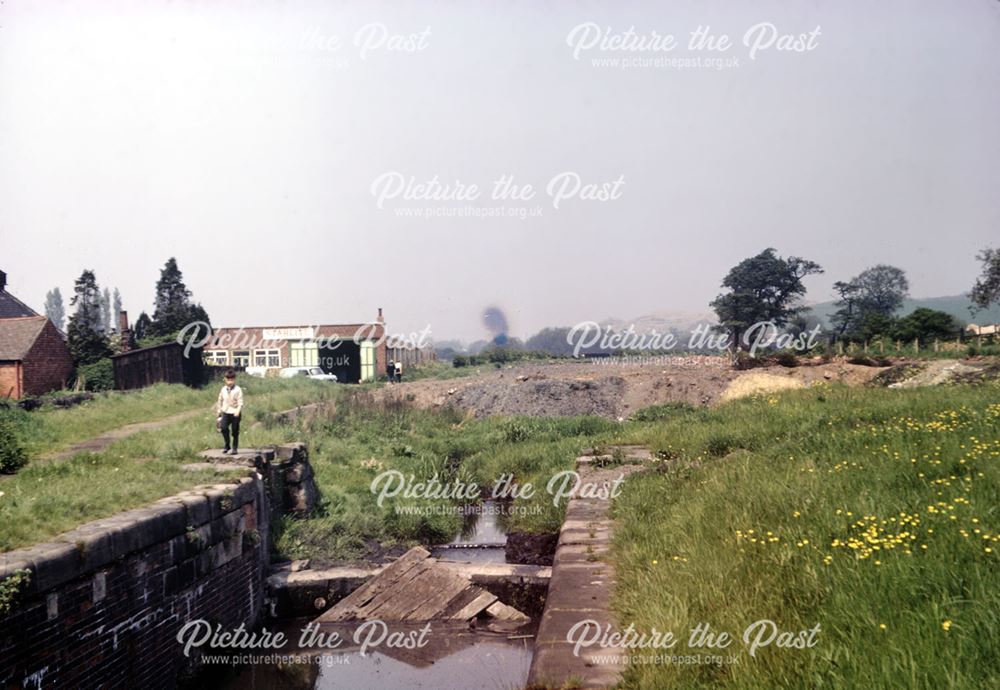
<box><xmin>21</xmin><ymin>321</ymin><xmax>73</xmax><ymax>397</ymax></box>
<box><xmin>0</xmin><ymin>476</ymin><xmax>271</xmax><ymax>689</ymax></box>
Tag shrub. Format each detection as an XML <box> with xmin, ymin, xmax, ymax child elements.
<box><xmin>733</xmin><ymin>351</ymin><xmax>768</xmax><ymax>370</ymax></box>
<box><xmin>0</xmin><ymin>569</ymin><xmax>31</xmax><ymax>618</ymax></box>
<box><xmin>77</xmin><ymin>358</ymin><xmax>115</xmax><ymax>392</ymax></box>
<box><xmin>0</xmin><ymin>416</ymin><xmax>28</xmax><ymax>474</ymax></box>
<box><xmin>774</xmin><ymin>351</ymin><xmax>800</xmax><ymax>368</ymax></box>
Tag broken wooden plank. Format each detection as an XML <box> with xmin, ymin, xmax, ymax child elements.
<box><xmin>344</xmin><ymin>561</ymin><xmax>436</xmax><ymax>621</ymax></box>
<box><xmin>486</xmin><ymin>601</ymin><xmax>531</xmax><ymax>623</ymax></box>
<box><xmin>317</xmin><ymin>547</ymin><xmax>430</xmax><ymax>622</ymax></box>
<box><xmin>403</xmin><ymin>569</ymin><xmax>476</xmax><ymax>621</ymax></box>
<box><xmin>448</xmin><ymin>591</ymin><xmax>498</xmax><ymax>621</ymax></box>
<box><xmin>315</xmin><ymin>546</ymin><xmax>528</xmax><ymax>625</ymax></box>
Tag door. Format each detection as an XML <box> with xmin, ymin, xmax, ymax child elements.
<box><xmin>319</xmin><ymin>339</ymin><xmax>361</xmax><ymax>383</ymax></box>
<box><xmin>360</xmin><ymin>341</ymin><xmax>375</xmax><ymax>382</ymax></box>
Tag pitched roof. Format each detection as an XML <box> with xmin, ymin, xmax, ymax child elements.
<box><xmin>0</xmin><ymin>289</ymin><xmax>39</xmax><ymax>318</ymax></box>
<box><xmin>0</xmin><ymin>316</ymin><xmax>48</xmax><ymax>360</ymax></box>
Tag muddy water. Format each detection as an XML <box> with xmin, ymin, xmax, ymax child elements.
<box><xmin>219</xmin><ymin>619</ymin><xmax>535</xmax><ymax>690</ymax></box>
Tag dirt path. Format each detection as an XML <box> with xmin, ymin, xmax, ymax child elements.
<box><xmin>38</xmin><ymin>409</ymin><xmax>208</xmax><ymax>463</ymax></box>
<box><xmin>0</xmin><ymin>408</ymin><xmax>210</xmax><ymax>483</ymax></box>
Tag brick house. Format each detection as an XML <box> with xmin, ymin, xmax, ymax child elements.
<box><xmin>0</xmin><ymin>316</ymin><xmax>75</xmax><ymax>399</ymax></box>
<box><xmin>204</xmin><ymin>310</ymin><xmax>388</xmax><ymax>383</ymax></box>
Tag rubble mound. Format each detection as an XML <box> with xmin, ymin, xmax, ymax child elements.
<box><xmin>449</xmin><ymin>376</ymin><xmax>627</xmax><ymax>418</ymax></box>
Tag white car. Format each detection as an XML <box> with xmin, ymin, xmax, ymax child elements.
<box><xmin>278</xmin><ymin>366</ymin><xmax>338</xmax><ymax>382</ymax></box>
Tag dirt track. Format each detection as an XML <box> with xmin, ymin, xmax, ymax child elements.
<box><xmin>376</xmin><ymin>356</ymin><xmax>889</xmax><ymax>419</ymax></box>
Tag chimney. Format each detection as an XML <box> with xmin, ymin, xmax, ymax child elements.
<box><xmin>0</xmin><ymin>270</ymin><xmax>6</xmax><ymax>292</ymax></box>
<box><xmin>119</xmin><ymin>310</ymin><xmax>133</xmax><ymax>353</ymax></box>
<box><xmin>377</xmin><ymin>307</ymin><xmax>384</xmax><ymax>323</ymax></box>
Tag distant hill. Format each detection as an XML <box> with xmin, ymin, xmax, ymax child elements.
<box><xmin>599</xmin><ymin>309</ymin><xmax>717</xmax><ymax>334</ymax></box>
<box><xmin>805</xmin><ymin>295</ymin><xmax>1000</xmax><ymax>328</ymax></box>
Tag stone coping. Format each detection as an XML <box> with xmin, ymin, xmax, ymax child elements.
<box><xmin>0</xmin><ymin>475</ymin><xmax>263</xmax><ymax>594</ymax></box>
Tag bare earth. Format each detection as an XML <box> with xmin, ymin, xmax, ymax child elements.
<box><xmin>377</xmin><ymin>357</ymin><xmax>889</xmax><ymax>419</ymax></box>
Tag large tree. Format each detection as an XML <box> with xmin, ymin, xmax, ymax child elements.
<box><xmin>831</xmin><ymin>265</ymin><xmax>909</xmax><ymax>338</ymax></box>
<box><xmin>67</xmin><ymin>270</ymin><xmax>112</xmax><ymax>365</ymax></box>
<box><xmin>43</xmin><ymin>287</ymin><xmax>65</xmax><ymax>331</ymax></box>
<box><xmin>150</xmin><ymin>257</ymin><xmax>211</xmax><ymax>338</ymax></box>
<box><xmin>710</xmin><ymin>248</ymin><xmax>823</xmax><ymax>350</ymax></box>
<box><xmin>970</xmin><ymin>247</ymin><xmax>1000</xmax><ymax>312</ymax></box>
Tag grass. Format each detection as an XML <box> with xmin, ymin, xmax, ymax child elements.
<box><xmin>271</xmin><ymin>391</ymin><xmax>617</xmax><ymax>564</ymax></box>
<box><xmin>607</xmin><ymin>382</ymin><xmax>1000</xmax><ymax>689</ymax></box>
<box><xmin>4</xmin><ymin>366</ymin><xmax>999</xmax><ymax>687</ymax></box>
<box><xmin>4</xmin><ymin>383</ymin><xmax>214</xmax><ymax>458</ymax></box>
<box><xmin>0</xmin><ymin>377</ymin><xmax>338</xmax><ymax>550</ymax></box>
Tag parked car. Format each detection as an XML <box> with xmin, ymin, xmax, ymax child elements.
<box><xmin>278</xmin><ymin>366</ymin><xmax>338</xmax><ymax>382</ymax></box>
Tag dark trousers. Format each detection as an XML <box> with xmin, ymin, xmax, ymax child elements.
<box><xmin>221</xmin><ymin>413</ymin><xmax>241</xmax><ymax>450</ymax></box>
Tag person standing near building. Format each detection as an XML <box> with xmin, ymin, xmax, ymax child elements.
<box><xmin>386</xmin><ymin>359</ymin><xmax>395</xmax><ymax>383</ymax></box>
<box><xmin>216</xmin><ymin>369</ymin><xmax>244</xmax><ymax>454</ymax></box>
<box><xmin>394</xmin><ymin>359</ymin><xmax>403</xmax><ymax>383</ymax></box>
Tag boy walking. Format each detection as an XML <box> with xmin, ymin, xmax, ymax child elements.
<box><xmin>216</xmin><ymin>369</ymin><xmax>244</xmax><ymax>454</ymax></box>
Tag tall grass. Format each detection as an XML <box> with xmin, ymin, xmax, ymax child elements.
<box><xmin>610</xmin><ymin>383</ymin><xmax>1000</xmax><ymax>689</ymax></box>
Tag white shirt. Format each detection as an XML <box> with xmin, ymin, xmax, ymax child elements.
<box><xmin>217</xmin><ymin>384</ymin><xmax>244</xmax><ymax>416</ymax></box>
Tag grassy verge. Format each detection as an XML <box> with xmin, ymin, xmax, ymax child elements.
<box><xmin>4</xmin><ymin>384</ymin><xmax>215</xmax><ymax>458</ymax></box>
<box><xmin>0</xmin><ymin>378</ymin><xmax>338</xmax><ymax>550</ymax></box>
<box><xmin>609</xmin><ymin>383</ymin><xmax>1000</xmax><ymax>689</ymax></box>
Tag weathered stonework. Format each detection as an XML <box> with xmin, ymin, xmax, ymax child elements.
<box><xmin>505</xmin><ymin>530</ymin><xmax>559</xmax><ymax>566</ymax></box>
<box><xmin>197</xmin><ymin>443</ymin><xmax>320</xmax><ymax>518</ymax></box>
<box><xmin>273</xmin><ymin>442</ymin><xmax>319</xmax><ymax>517</ymax></box>
<box><xmin>0</xmin><ymin>474</ymin><xmax>271</xmax><ymax>689</ymax></box>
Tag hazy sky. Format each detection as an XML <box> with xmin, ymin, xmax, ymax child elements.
<box><xmin>2</xmin><ymin>1</ymin><xmax>998</xmax><ymax>341</ymax></box>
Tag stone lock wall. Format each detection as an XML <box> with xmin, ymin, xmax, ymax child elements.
<box><xmin>0</xmin><ymin>475</ymin><xmax>270</xmax><ymax>689</ymax></box>
<box><xmin>271</xmin><ymin>442</ymin><xmax>319</xmax><ymax>518</ymax></box>
<box><xmin>0</xmin><ymin>442</ymin><xmax>321</xmax><ymax>689</ymax></box>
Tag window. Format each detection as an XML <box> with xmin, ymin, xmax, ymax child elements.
<box><xmin>204</xmin><ymin>350</ymin><xmax>229</xmax><ymax>366</ymax></box>
<box><xmin>232</xmin><ymin>350</ymin><xmax>250</xmax><ymax>367</ymax></box>
<box><xmin>289</xmin><ymin>342</ymin><xmax>319</xmax><ymax>367</ymax></box>
<box><xmin>253</xmin><ymin>349</ymin><xmax>281</xmax><ymax>368</ymax></box>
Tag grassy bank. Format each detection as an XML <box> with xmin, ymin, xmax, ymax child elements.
<box><xmin>0</xmin><ymin>377</ymin><xmax>338</xmax><ymax>550</ymax></box>
<box><xmin>272</xmin><ymin>391</ymin><xmax>616</xmax><ymax>564</ymax></box>
<box><xmin>609</xmin><ymin>383</ymin><xmax>1000</xmax><ymax>689</ymax></box>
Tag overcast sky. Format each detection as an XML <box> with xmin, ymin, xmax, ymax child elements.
<box><xmin>1</xmin><ymin>1</ymin><xmax>998</xmax><ymax>341</ymax></box>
